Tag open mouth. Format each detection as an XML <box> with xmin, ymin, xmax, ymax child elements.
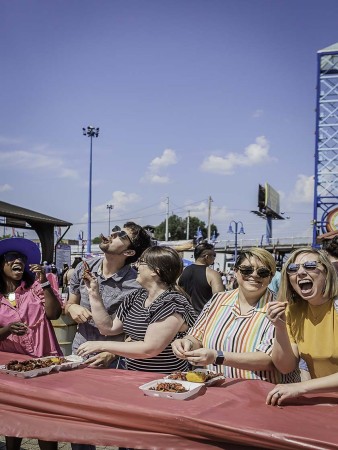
<box><xmin>12</xmin><ymin>264</ymin><xmax>24</xmax><ymax>274</ymax></box>
<box><xmin>298</xmin><ymin>280</ymin><xmax>313</xmax><ymax>293</ymax></box>
<box><xmin>100</xmin><ymin>233</ymin><xmax>110</xmax><ymax>244</ymax></box>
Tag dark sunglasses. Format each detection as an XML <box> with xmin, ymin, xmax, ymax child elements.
<box><xmin>3</xmin><ymin>251</ymin><xmax>27</xmax><ymax>264</ymax></box>
<box><xmin>237</xmin><ymin>265</ymin><xmax>271</xmax><ymax>278</ymax></box>
<box><xmin>111</xmin><ymin>226</ymin><xmax>134</xmax><ymax>249</ymax></box>
<box><xmin>286</xmin><ymin>261</ymin><xmax>322</xmax><ymax>274</ymax></box>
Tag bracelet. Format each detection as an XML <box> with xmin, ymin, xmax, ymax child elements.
<box><xmin>40</xmin><ymin>281</ymin><xmax>51</xmax><ymax>289</ymax></box>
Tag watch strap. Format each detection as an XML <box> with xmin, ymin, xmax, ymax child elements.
<box><xmin>213</xmin><ymin>350</ymin><xmax>225</xmax><ymax>366</ymax></box>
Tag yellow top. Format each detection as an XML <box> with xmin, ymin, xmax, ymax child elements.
<box><xmin>286</xmin><ymin>298</ymin><xmax>338</xmax><ymax>379</ymax></box>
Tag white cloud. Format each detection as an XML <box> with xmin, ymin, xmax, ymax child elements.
<box><xmin>141</xmin><ymin>148</ymin><xmax>178</xmax><ymax>184</ymax></box>
<box><xmin>82</xmin><ymin>191</ymin><xmax>141</xmax><ymax>223</ymax></box>
<box><xmin>289</xmin><ymin>174</ymin><xmax>314</xmax><ymax>203</ymax></box>
<box><xmin>0</xmin><ymin>184</ymin><xmax>12</xmax><ymax>193</ymax></box>
<box><xmin>149</xmin><ymin>148</ymin><xmax>177</xmax><ymax>170</ymax></box>
<box><xmin>200</xmin><ymin>136</ymin><xmax>276</xmax><ymax>175</ymax></box>
<box><xmin>0</xmin><ymin>150</ymin><xmax>79</xmax><ymax>179</ymax></box>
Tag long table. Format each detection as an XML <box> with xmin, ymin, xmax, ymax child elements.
<box><xmin>0</xmin><ymin>352</ymin><xmax>337</xmax><ymax>450</ymax></box>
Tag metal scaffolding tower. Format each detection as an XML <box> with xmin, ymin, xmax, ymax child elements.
<box><xmin>313</xmin><ymin>43</ymin><xmax>338</xmax><ymax>245</ymax></box>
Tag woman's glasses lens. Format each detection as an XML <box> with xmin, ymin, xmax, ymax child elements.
<box><xmin>286</xmin><ymin>261</ymin><xmax>319</xmax><ymax>274</ymax></box>
<box><xmin>238</xmin><ymin>266</ymin><xmax>271</xmax><ymax>278</ymax></box>
<box><xmin>4</xmin><ymin>252</ymin><xmax>27</xmax><ymax>263</ymax></box>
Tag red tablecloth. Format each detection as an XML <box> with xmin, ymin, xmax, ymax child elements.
<box><xmin>0</xmin><ymin>352</ymin><xmax>337</xmax><ymax>449</ymax></box>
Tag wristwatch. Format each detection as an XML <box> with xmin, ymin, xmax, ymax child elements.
<box><xmin>213</xmin><ymin>350</ymin><xmax>225</xmax><ymax>366</ymax></box>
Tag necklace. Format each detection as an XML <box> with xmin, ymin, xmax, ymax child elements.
<box><xmin>5</xmin><ymin>292</ymin><xmax>17</xmax><ymax>307</ymax></box>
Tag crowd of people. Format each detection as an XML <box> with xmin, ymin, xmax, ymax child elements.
<box><xmin>1</xmin><ymin>228</ymin><xmax>338</xmax><ymax>448</ymax></box>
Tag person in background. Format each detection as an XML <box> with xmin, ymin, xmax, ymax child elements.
<box><xmin>49</xmin><ymin>263</ymin><xmax>60</xmax><ymax>291</ymax></box>
<box><xmin>77</xmin><ymin>246</ymin><xmax>197</xmax><ymax>373</ymax></box>
<box><xmin>65</xmin><ymin>223</ymin><xmax>151</xmax><ymax>367</ymax></box>
<box><xmin>172</xmin><ymin>248</ymin><xmax>299</xmax><ymax>384</ymax></box>
<box><xmin>59</xmin><ymin>263</ymin><xmax>69</xmax><ymax>289</ymax></box>
<box><xmin>266</xmin><ymin>247</ymin><xmax>338</xmax><ymax>406</ymax></box>
<box><xmin>0</xmin><ymin>238</ymin><xmax>63</xmax><ymax>450</ymax></box>
<box><xmin>321</xmin><ymin>234</ymin><xmax>338</xmax><ymax>273</ymax></box>
<box><xmin>178</xmin><ymin>242</ymin><xmax>224</xmax><ymax>314</ymax></box>
<box><xmin>63</xmin><ymin>258</ymin><xmax>82</xmax><ymax>293</ymax></box>
<box><xmin>42</xmin><ymin>261</ymin><xmax>51</xmax><ymax>273</ymax></box>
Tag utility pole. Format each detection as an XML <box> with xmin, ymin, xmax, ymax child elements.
<box><xmin>207</xmin><ymin>196</ymin><xmax>213</xmax><ymax>240</ymax></box>
<box><xmin>186</xmin><ymin>210</ymin><xmax>190</xmax><ymax>239</ymax></box>
<box><xmin>165</xmin><ymin>197</ymin><xmax>169</xmax><ymax>241</ymax></box>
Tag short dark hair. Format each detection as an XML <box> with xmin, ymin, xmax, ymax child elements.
<box><xmin>322</xmin><ymin>235</ymin><xmax>338</xmax><ymax>258</ymax></box>
<box><xmin>124</xmin><ymin>222</ymin><xmax>151</xmax><ymax>264</ymax></box>
<box><xmin>194</xmin><ymin>242</ymin><xmax>215</xmax><ymax>260</ymax></box>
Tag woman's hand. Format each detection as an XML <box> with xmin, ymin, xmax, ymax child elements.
<box><xmin>266</xmin><ymin>383</ymin><xmax>306</xmax><ymax>406</ymax></box>
<box><xmin>266</xmin><ymin>301</ymin><xmax>288</xmax><ymax>327</ymax></box>
<box><xmin>77</xmin><ymin>341</ymin><xmax>103</xmax><ymax>357</ymax></box>
<box><xmin>84</xmin><ymin>352</ymin><xmax>117</xmax><ymax>368</ymax></box>
<box><xmin>184</xmin><ymin>348</ymin><xmax>217</xmax><ymax>366</ymax></box>
<box><xmin>171</xmin><ymin>338</ymin><xmax>193</xmax><ymax>359</ymax></box>
<box><xmin>8</xmin><ymin>322</ymin><xmax>28</xmax><ymax>336</ymax></box>
<box><xmin>29</xmin><ymin>264</ymin><xmax>47</xmax><ymax>283</ymax></box>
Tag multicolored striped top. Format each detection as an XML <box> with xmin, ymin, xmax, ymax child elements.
<box><xmin>189</xmin><ymin>288</ymin><xmax>298</xmax><ymax>383</ymax></box>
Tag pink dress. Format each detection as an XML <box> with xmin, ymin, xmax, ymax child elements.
<box><xmin>0</xmin><ymin>280</ymin><xmax>62</xmax><ymax>357</ymax></box>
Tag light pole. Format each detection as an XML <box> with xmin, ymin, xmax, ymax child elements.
<box><xmin>227</xmin><ymin>221</ymin><xmax>245</xmax><ymax>262</ymax></box>
<box><xmin>82</xmin><ymin>126</ymin><xmax>99</xmax><ymax>254</ymax></box>
<box><xmin>106</xmin><ymin>204</ymin><xmax>113</xmax><ymax>235</ymax></box>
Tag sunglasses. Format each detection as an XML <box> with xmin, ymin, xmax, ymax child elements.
<box><xmin>111</xmin><ymin>226</ymin><xmax>134</xmax><ymax>249</ymax></box>
<box><xmin>237</xmin><ymin>265</ymin><xmax>271</xmax><ymax>278</ymax></box>
<box><xmin>286</xmin><ymin>261</ymin><xmax>322</xmax><ymax>274</ymax></box>
<box><xmin>3</xmin><ymin>251</ymin><xmax>27</xmax><ymax>264</ymax></box>
<box><xmin>136</xmin><ymin>258</ymin><xmax>158</xmax><ymax>272</ymax></box>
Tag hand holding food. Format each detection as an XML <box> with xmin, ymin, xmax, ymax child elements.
<box><xmin>82</xmin><ymin>261</ymin><xmax>100</xmax><ymax>295</ymax></box>
<box><xmin>29</xmin><ymin>264</ymin><xmax>47</xmax><ymax>282</ymax></box>
<box><xmin>184</xmin><ymin>348</ymin><xmax>217</xmax><ymax>366</ymax></box>
<box><xmin>171</xmin><ymin>338</ymin><xmax>193</xmax><ymax>359</ymax></box>
<box><xmin>266</xmin><ymin>301</ymin><xmax>288</xmax><ymax>326</ymax></box>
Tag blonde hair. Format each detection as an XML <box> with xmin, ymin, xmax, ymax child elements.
<box><xmin>235</xmin><ymin>247</ymin><xmax>276</xmax><ymax>276</ymax></box>
<box><xmin>278</xmin><ymin>247</ymin><xmax>338</xmax><ymax>303</ymax></box>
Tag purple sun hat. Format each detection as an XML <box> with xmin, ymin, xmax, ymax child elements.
<box><xmin>0</xmin><ymin>237</ymin><xmax>41</xmax><ymax>272</ymax></box>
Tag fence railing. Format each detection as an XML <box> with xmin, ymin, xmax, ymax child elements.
<box><xmin>219</xmin><ymin>236</ymin><xmax>313</xmax><ymax>249</ymax></box>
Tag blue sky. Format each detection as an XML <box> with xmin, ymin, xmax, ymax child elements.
<box><xmin>1</xmin><ymin>0</ymin><xmax>338</xmax><ymax>244</ymax></box>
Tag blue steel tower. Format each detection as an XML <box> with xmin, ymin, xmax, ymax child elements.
<box><xmin>313</xmin><ymin>43</ymin><xmax>338</xmax><ymax>245</ymax></box>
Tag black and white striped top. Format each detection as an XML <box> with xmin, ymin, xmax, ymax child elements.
<box><xmin>117</xmin><ymin>288</ymin><xmax>197</xmax><ymax>374</ymax></box>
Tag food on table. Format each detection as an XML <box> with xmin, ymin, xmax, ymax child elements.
<box><xmin>168</xmin><ymin>370</ymin><xmax>223</xmax><ymax>382</ymax></box>
<box><xmin>186</xmin><ymin>371</ymin><xmax>207</xmax><ymax>383</ymax></box>
<box><xmin>149</xmin><ymin>382</ymin><xmax>187</xmax><ymax>393</ymax></box>
<box><xmin>5</xmin><ymin>357</ymin><xmax>66</xmax><ymax>372</ymax></box>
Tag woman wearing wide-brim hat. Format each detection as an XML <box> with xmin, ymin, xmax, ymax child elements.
<box><xmin>0</xmin><ymin>237</ymin><xmax>63</xmax><ymax>450</ymax></box>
